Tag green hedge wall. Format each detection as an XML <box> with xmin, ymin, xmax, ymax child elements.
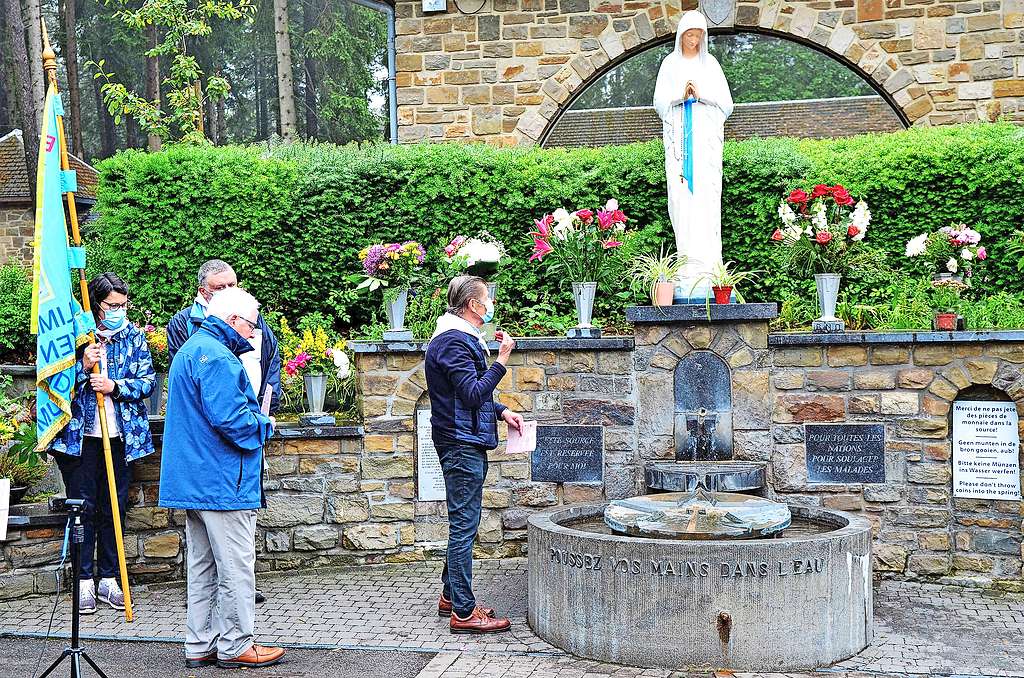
<box><xmin>90</xmin><ymin>123</ymin><xmax>1024</xmax><ymax>331</ymax></box>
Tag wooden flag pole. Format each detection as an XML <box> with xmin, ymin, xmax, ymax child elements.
<box><xmin>41</xmin><ymin>20</ymin><xmax>134</xmax><ymax>623</ymax></box>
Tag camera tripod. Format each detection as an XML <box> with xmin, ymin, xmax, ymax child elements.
<box><xmin>38</xmin><ymin>501</ymin><xmax>110</xmax><ymax>678</ymax></box>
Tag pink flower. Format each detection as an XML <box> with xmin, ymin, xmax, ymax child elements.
<box><xmin>576</xmin><ymin>209</ymin><xmax>594</xmax><ymax>223</ymax></box>
<box><xmin>611</xmin><ymin>209</ymin><xmax>627</xmax><ymax>224</ymax></box>
<box><xmin>847</xmin><ymin>225</ymin><xmax>860</xmax><ymax>238</ymax></box>
<box><xmin>604</xmin><ymin>198</ymin><xmax>619</xmax><ymax>212</ymax></box>
<box><xmin>596</xmin><ymin>210</ymin><xmax>615</xmax><ymax>231</ymax></box>
<box><xmin>529</xmin><ymin>237</ymin><xmax>554</xmax><ymax>262</ymax></box>
<box><xmin>445</xmin><ymin>235</ymin><xmax>467</xmax><ymax>258</ymax></box>
<box><xmin>601</xmin><ymin>239</ymin><xmax>623</xmax><ymax>249</ymax></box>
<box><xmin>533</xmin><ymin>216</ymin><xmax>551</xmax><ymax>238</ymax></box>
<box><xmin>977</xmin><ymin>246</ymin><xmax>987</xmax><ymax>260</ymax></box>
<box><xmin>145</xmin><ymin>324</ymin><xmax>156</xmax><ymax>332</ymax></box>
<box><xmin>285</xmin><ymin>359</ymin><xmax>298</xmax><ymax>377</ymax></box>
<box><xmin>815</xmin><ymin>231</ymin><xmax>832</xmax><ymax>245</ymax></box>
<box><xmin>771</xmin><ymin>229</ymin><xmax>784</xmax><ymax>242</ymax></box>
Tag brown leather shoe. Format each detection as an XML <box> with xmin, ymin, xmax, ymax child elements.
<box><xmin>184</xmin><ymin>652</ymin><xmax>217</xmax><ymax>668</ymax></box>
<box><xmin>450</xmin><ymin>607</ymin><xmax>511</xmax><ymax>634</ymax></box>
<box><xmin>438</xmin><ymin>594</ymin><xmax>495</xmax><ymax>618</ymax></box>
<box><xmin>217</xmin><ymin>644</ymin><xmax>286</xmax><ymax>669</ymax></box>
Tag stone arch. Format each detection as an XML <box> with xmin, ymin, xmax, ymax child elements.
<box><xmin>514</xmin><ymin>4</ymin><xmax>929</xmax><ymax>146</ymax></box>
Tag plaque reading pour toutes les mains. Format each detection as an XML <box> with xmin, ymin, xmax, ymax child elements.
<box><xmin>531</xmin><ymin>425</ymin><xmax>604</xmax><ymax>483</ymax></box>
<box><xmin>805</xmin><ymin>423</ymin><xmax>885</xmax><ymax>484</ymax></box>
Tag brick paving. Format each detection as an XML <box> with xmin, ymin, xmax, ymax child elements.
<box><xmin>1</xmin><ymin>559</ymin><xmax>1022</xmax><ymax>678</ymax></box>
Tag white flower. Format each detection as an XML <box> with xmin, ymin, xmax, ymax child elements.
<box><xmin>552</xmin><ymin>219</ymin><xmax>573</xmax><ymax>241</ymax></box>
<box><xmin>552</xmin><ymin>208</ymin><xmax>571</xmax><ymax>224</ymax></box>
<box><xmin>905</xmin><ymin>233</ymin><xmax>928</xmax><ymax>257</ymax></box>
<box><xmin>961</xmin><ymin>228</ymin><xmax>981</xmax><ymax>245</ymax></box>
<box><xmin>461</xmin><ymin>238</ymin><xmax>503</xmax><ymax>266</ymax></box>
<box><xmin>777</xmin><ymin>201</ymin><xmax>797</xmax><ymax>228</ymax></box>
<box><xmin>604</xmin><ymin>198</ymin><xmax>619</xmax><ymax>212</ymax></box>
<box><xmin>946</xmin><ymin>257</ymin><xmax>959</xmax><ymax>273</ymax></box>
<box><xmin>811</xmin><ymin>202</ymin><xmax>827</xmax><ymax>232</ymax></box>
<box><xmin>330</xmin><ymin>349</ymin><xmax>351</xmax><ymax>380</ymax></box>
<box><xmin>851</xmin><ymin>200</ymin><xmax>871</xmax><ymax>231</ymax></box>
<box><xmin>961</xmin><ymin>248</ymin><xmax>973</xmax><ymax>261</ymax></box>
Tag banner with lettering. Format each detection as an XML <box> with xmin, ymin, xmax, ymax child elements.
<box><xmin>30</xmin><ymin>83</ymin><xmax>93</xmax><ymax>451</ymax></box>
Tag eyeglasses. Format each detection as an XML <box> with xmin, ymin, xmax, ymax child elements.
<box><xmin>236</xmin><ymin>316</ymin><xmax>258</xmax><ymax>331</ymax></box>
<box><xmin>204</xmin><ymin>282</ymin><xmax>237</xmax><ymax>294</ymax></box>
<box><xmin>100</xmin><ymin>300</ymin><xmax>129</xmax><ymax>311</ymax></box>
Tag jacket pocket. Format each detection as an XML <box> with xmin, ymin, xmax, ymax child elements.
<box><xmin>237</xmin><ymin>453</ymin><xmax>244</xmax><ymax>492</ymax></box>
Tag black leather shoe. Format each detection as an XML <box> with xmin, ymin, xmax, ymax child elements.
<box><xmin>255</xmin><ymin>589</ymin><xmax>266</xmax><ymax>604</ymax></box>
<box><xmin>185</xmin><ymin>652</ymin><xmax>217</xmax><ymax>668</ymax></box>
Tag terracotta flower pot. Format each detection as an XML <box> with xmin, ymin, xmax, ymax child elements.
<box><xmin>712</xmin><ymin>286</ymin><xmax>733</xmax><ymax>305</ymax></box>
<box><xmin>935</xmin><ymin>312</ymin><xmax>957</xmax><ymax>331</ymax></box>
<box><xmin>653</xmin><ymin>282</ymin><xmax>675</xmax><ymax>306</ymax></box>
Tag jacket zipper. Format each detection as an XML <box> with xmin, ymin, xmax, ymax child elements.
<box><xmin>237</xmin><ymin>454</ymin><xmax>244</xmax><ymax>491</ymax></box>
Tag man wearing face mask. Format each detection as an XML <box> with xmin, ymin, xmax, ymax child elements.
<box><xmin>167</xmin><ymin>259</ymin><xmax>281</xmax><ymax>604</ymax></box>
<box><xmin>425</xmin><ymin>275</ymin><xmax>524</xmax><ymax>634</ymax></box>
<box><xmin>52</xmin><ymin>272</ymin><xmax>157</xmax><ymax>614</ymax></box>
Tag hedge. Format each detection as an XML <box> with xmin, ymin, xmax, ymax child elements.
<box><xmin>82</xmin><ymin>122</ymin><xmax>1024</xmax><ymax>334</ymax></box>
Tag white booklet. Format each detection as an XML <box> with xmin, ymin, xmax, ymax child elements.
<box><xmin>0</xmin><ymin>478</ymin><xmax>10</xmax><ymax>542</ymax></box>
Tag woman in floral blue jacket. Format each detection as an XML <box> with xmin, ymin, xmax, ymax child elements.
<box><xmin>51</xmin><ymin>272</ymin><xmax>155</xmax><ymax>614</ymax></box>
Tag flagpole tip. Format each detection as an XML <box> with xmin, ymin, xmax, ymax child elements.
<box><xmin>41</xmin><ymin>18</ymin><xmax>57</xmax><ymax>79</ymax></box>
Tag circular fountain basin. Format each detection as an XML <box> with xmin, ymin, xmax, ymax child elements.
<box><xmin>604</xmin><ymin>491</ymin><xmax>791</xmax><ymax>540</ymax></box>
<box><xmin>528</xmin><ymin>502</ymin><xmax>873</xmax><ymax>671</ymax></box>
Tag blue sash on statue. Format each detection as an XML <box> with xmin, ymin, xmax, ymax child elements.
<box><xmin>680</xmin><ymin>98</ymin><xmax>695</xmax><ymax>193</ymax></box>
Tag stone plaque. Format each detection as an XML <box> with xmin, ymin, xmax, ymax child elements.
<box><xmin>805</xmin><ymin>424</ymin><xmax>885</xmax><ymax>484</ymax></box>
<box><xmin>953</xmin><ymin>400</ymin><xmax>1021</xmax><ymax>500</ymax></box>
<box><xmin>674</xmin><ymin>351</ymin><xmax>732</xmax><ymax>461</ymax></box>
<box><xmin>531</xmin><ymin>425</ymin><xmax>603</xmax><ymax>483</ymax></box>
<box><xmin>416</xmin><ymin>412</ymin><xmax>446</xmax><ymax>501</ymax></box>
<box><xmin>702</xmin><ymin>0</ymin><xmax>734</xmax><ymax>26</ymax></box>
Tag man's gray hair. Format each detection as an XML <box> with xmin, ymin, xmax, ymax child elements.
<box><xmin>447</xmin><ymin>275</ymin><xmax>486</xmax><ymax>315</ymax></box>
<box><xmin>206</xmin><ymin>287</ymin><xmax>260</xmax><ymax>323</ymax></box>
<box><xmin>198</xmin><ymin>259</ymin><xmax>234</xmax><ymax>288</ymax></box>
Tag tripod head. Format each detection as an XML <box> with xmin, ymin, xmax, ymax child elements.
<box><xmin>51</xmin><ymin>497</ymin><xmax>86</xmax><ymax>514</ymax></box>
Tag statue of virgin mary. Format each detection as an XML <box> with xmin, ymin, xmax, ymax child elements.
<box><xmin>653</xmin><ymin>10</ymin><xmax>734</xmax><ymax>302</ymax></box>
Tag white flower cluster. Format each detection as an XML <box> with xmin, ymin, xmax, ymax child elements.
<box><xmin>849</xmin><ymin>200</ymin><xmax>870</xmax><ymax>241</ymax></box>
<box><xmin>328</xmin><ymin>348</ymin><xmax>351</xmax><ymax>380</ymax></box>
<box><xmin>552</xmin><ymin>208</ymin><xmax>575</xmax><ymax>241</ymax></box>
<box><xmin>811</xmin><ymin>201</ymin><xmax>827</xmax><ymax>233</ymax></box>
<box><xmin>460</xmin><ymin>237</ymin><xmax>504</xmax><ymax>266</ymax></box>
<box><xmin>905</xmin><ymin>233</ymin><xmax>928</xmax><ymax>257</ymax></box>
<box><xmin>777</xmin><ymin>202</ymin><xmax>801</xmax><ymax>239</ymax></box>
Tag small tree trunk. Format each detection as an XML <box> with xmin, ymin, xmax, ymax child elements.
<box><xmin>2</xmin><ymin>0</ymin><xmax>38</xmax><ymax>198</ymax></box>
<box><xmin>63</xmin><ymin>0</ymin><xmax>84</xmax><ymax>156</ymax></box>
<box><xmin>145</xmin><ymin>24</ymin><xmax>161</xmax><ymax>151</ymax></box>
<box><xmin>125</xmin><ymin>114</ymin><xmax>141</xmax><ymax>148</ymax></box>
<box><xmin>255</xmin><ymin>47</ymin><xmax>267</xmax><ymax>139</ymax></box>
<box><xmin>24</xmin><ymin>0</ymin><xmax>43</xmax><ymax>108</ymax></box>
<box><xmin>216</xmin><ymin>94</ymin><xmax>225</xmax><ymax>144</ymax></box>
<box><xmin>206</xmin><ymin>89</ymin><xmax>217</xmax><ymax>144</ymax></box>
<box><xmin>93</xmin><ymin>76</ymin><xmax>114</xmax><ymax>157</ymax></box>
<box><xmin>273</xmin><ymin>0</ymin><xmax>297</xmax><ymax>140</ymax></box>
<box><xmin>302</xmin><ymin>0</ymin><xmax>318</xmax><ymax>139</ymax></box>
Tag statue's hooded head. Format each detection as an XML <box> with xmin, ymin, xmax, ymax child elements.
<box><xmin>674</xmin><ymin>10</ymin><xmax>710</xmax><ymax>61</ymax></box>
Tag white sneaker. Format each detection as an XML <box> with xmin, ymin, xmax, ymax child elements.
<box><xmin>78</xmin><ymin>579</ymin><xmax>97</xmax><ymax>615</ymax></box>
<box><xmin>97</xmin><ymin>577</ymin><xmax>125</xmax><ymax>610</ymax></box>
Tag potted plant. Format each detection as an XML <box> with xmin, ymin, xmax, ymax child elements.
<box><xmin>353</xmin><ymin>241</ymin><xmax>426</xmax><ymax>335</ymax></box>
<box><xmin>772</xmin><ymin>184</ymin><xmax>872</xmax><ymax>331</ymax></box>
<box><xmin>699</xmin><ymin>261</ymin><xmax>759</xmax><ymax>305</ymax></box>
<box><xmin>629</xmin><ymin>247</ymin><xmax>687</xmax><ymax>306</ymax></box>
<box><xmin>0</xmin><ymin>419</ymin><xmax>47</xmax><ymax>505</ymax></box>
<box><xmin>528</xmin><ymin>199</ymin><xmax>631</xmax><ymax>336</ymax></box>
<box><xmin>445</xmin><ymin>232</ymin><xmax>507</xmax><ymax>301</ymax></box>
<box><xmin>929</xmin><ymin>278</ymin><xmax>966</xmax><ymax>331</ymax></box>
<box><xmin>283</xmin><ymin>323</ymin><xmax>350</xmax><ymax>415</ymax></box>
<box><xmin>143</xmin><ymin>322</ymin><xmax>169</xmax><ymax>415</ymax></box>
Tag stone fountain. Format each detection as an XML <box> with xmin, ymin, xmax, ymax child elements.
<box><xmin>527</xmin><ymin>305</ymin><xmax>873</xmax><ymax>672</ymax></box>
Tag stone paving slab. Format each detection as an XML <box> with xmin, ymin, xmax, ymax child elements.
<box><xmin>0</xmin><ymin>559</ymin><xmax>1022</xmax><ymax>678</ymax></box>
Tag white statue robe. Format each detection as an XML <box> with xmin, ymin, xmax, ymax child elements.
<box><xmin>653</xmin><ymin>12</ymin><xmax>734</xmax><ymax>299</ymax></box>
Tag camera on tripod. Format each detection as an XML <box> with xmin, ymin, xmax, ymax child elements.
<box><xmin>50</xmin><ymin>497</ymin><xmax>86</xmax><ymax>513</ymax></box>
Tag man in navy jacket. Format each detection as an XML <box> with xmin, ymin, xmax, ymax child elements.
<box><xmin>160</xmin><ymin>288</ymin><xmax>285</xmax><ymax>670</ymax></box>
<box><xmin>425</xmin><ymin>276</ymin><xmax>523</xmax><ymax>634</ymax></box>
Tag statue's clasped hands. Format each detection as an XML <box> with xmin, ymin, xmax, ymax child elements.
<box><xmin>684</xmin><ymin>81</ymin><xmax>700</xmax><ymax>102</ymax></box>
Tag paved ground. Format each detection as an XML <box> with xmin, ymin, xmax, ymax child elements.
<box><xmin>1</xmin><ymin>558</ymin><xmax>1022</xmax><ymax>677</ymax></box>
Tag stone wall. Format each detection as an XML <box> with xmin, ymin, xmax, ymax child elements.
<box><xmin>393</xmin><ymin>0</ymin><xmax>1024</xmax><ymax>146</ymax></box>
<box><xmin>1</xmin><ymin>206</ymin><xmax>33</xmax><ymax>267</ymax></box>
<box><xmin>766</xmin><ymin>335</ymin><xmax>1024</xmax><ymax>590</ymax></box>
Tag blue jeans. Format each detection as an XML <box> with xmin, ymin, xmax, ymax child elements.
<box><xmin>55</xmin><ymin>436</ymin><xmax>131</xmax><ymax>580</ymax></box>
<box><xmin>436</xmin><ymin>443</ymin><xmax>488</xmax><ymax>618</ymax></box>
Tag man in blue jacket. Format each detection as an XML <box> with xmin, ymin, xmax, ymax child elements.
<box><xmin>159</xmin><ymin>287</ymin><xmax>285</xmax><ymax>670</ymax></box>
<box><xmin>425</xmin><ymin>276</ymin><xmax>523</xmax><ymax>634</ymax></box>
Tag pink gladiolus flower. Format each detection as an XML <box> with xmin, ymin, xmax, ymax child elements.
<box><xmin>529</xmin><ymin>237</ymin><xmax>554</xmax><ymax>262</ymax></box>
<box><xmin>602</xmin><ymin>239</ymin><xmax>623</xmax><ymax>249</ymax></box>
<box><xmin>576</xmin><ymin>209</ymin><xmax>594</xmax><ymax>223</ymax></box>
<box><xmin>597</xmin><ymin>210</ymin><xmax>615</xmax><ymax>231</ymax></box>
<box><xmin>977</xmin><ymin>246</ymin><xmax>987</xmax><ymax>260</ymax></box>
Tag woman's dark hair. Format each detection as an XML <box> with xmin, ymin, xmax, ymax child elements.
<box><xmin>446</xmin><ymin>275</ymin><xmax>486</xmax><ymax>315</ymax></box>
<box><xmin>88</xmin><ymin>272</ymin><xmax>129</xmax><ymax>310</ymax></box>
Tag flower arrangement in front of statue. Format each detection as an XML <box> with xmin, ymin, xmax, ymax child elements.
<box><xmin>527</xmin><ymin>199</ymin><xmax>630</xmax><ymax>283</ymax></box>
<box><xmin>771</xmin><ymin>184</ymin><xmax>872</xmax><ymax>275</ymax></box>
<box><xmin>444</xmin><ymin>232</ymin><xmax>506</xmax><ymax>278</ymax></box>
<box><xmin>904</xmin><ymin>224</ymin><xmax>986</xmax><ymax>278</ymax></box>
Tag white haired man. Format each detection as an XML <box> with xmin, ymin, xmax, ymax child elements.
<box><xmin>159</xmin><ymin>287</ymin><xmax>284</xmax><ymax>669</ymax></box>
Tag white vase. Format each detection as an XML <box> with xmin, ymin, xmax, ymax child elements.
<box><xmin>303</xmin><ymin>374</ymin><xmax>328</xmax><ymax>415</ymax></box>
<box><xmin>572</xmin><ymin>282</ymin><xmax>597</xmax><ymax>328</ymax></box>
<box><xmin>385</xmin><ymin>288</ymin><xmax>409</xmax><ymax>331</ymax></box>
<box><xmin>814</xmin><ymin>273</ymin><xmax>841</xmax><ymax>322</ymax></box>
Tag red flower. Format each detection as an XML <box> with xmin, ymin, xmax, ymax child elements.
<box><xmin>832</xmin><ymin>186</ymin><xmax>854</xmax><ymax>206</ymax></box>
<box><xmin>815</xmin><ymin>231</ymin><xmax>833</xmax><ymax>245</ymax></box>
<box><xmin>787</xmin><ymin>189</ymin><xmax>809</xmax><ymax>204</ymax></box>
<box><xmin>611</xmin><ymin>209</ymin><xmax>627</xmax><ymax>224</ymax></box>
<box><xmin>810</xmin><ymin>184</ymin><xmax>830</xmax><ymax>199</ymax></box>
<box><xmin>576</xmin><ymin>209</ymin><xmax>594</xmax><ymax>223</ymax></box>
<box><xmin>596</xmin><ymin>210</ymin><xmax>615</xmax><ymax>231</ymax></box>
<box><xmin>771</xmin><ymin>228</ymin><xmax>784</xmax><ymax>241</ymax></box>
<box><xmin>847</xmin><ymin>225</ymin><xmax>860</xmax><ymax>238</ymax></box>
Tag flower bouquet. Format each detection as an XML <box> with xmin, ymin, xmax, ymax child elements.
<box><xmin>281</xmin><ymin>322</ymin><xmax>351</xmax><ymax>415</ymax></box>
<box><xmin>143</xmin><ymin>322</ymin><xmax>170</xmax><ymax>414</ymax></box>
<box><xmin>354</xmin><ymin>241</ymin><xmax>426</xmax><ymax>333</ymax></box>
<box><xmin>905</xmin><ymin>224</ymin><xmax>986</xmax><ymax>330</ymax></box>
<box><xmin>528</xmin><ymin>199</ymin><xmax>630</xmax><ymax>336</ymax></box>
<box><xmin>772</xmin><ymin>184</ymin><xmax>871</xmax><ymax>331</ymax></box>
<box><xmin>444</xmin><ymin>233</ymin><xmax>506</xmax><ymax>278</ymax></box>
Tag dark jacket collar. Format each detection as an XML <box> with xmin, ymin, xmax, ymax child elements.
<box><xmin>198</xmin><ymin>316</ymin><xmax>255</xmax><ymax>357</ymax></box>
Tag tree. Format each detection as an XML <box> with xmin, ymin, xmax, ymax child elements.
<box><xmin>24</xmin><ymin>0</ymin><xmax>43</xmax><ymax>111</ymax></box>
<box><xmin>301</xmin><ymin>0</ymin><xmax>319</xmax><ymax>138</ymax></box>
<box><xmin>273</xmin><ymin>0</ymin><xmax>297</xmax><ymax>139</ymax></box>
<box><xmin>90</xmin><ymin>0</ymin><xmax>255</xmax><ymax>145</ymax></box>
<box><xmin>63</xmin><ymin>0</ymin><xmax>84</xmax><ymax>157</ymax></box>
<box><xmin>144</xmin><ymin>24</ymin><xmax>160</xmax><ymax>150</ymax></box>
<box><xmin>2</xmin><ymin>0</ymin><xmax>39</xmax><ymax>192</ymax></box>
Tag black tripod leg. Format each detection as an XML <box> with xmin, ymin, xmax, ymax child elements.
<box><xmin>36</xmin><ymin>648</ymin><xmax>71</xmax><ymax>678</ymax></box>
<box><xmin>80</xmin><ymin>651</ymin><xmax>109</xmax><ymax>678</ymax></box>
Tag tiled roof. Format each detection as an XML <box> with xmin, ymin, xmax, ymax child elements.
<box><xmin>0</xmin><ymin>129</ymin><xmax>99</xmax><ymax>203</ymax></box>
<box><xmin>542</xmin><ymin>96</ymin><xmax>905</xmax><ymax>148</ymax></box>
